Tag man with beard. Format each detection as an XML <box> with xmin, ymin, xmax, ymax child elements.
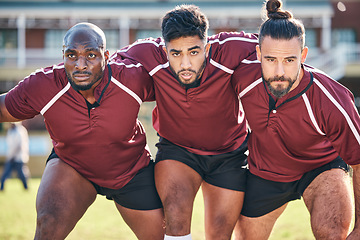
<box><xmin>114</xmin><ymin>4</ymin><xmax>258</xmax><ymax>240</ymax></box>
<box><xmin>231</xmin><ymin>0</ymin><xmax>360</xmax><ymax>239</ymax></box>
<box><xmin>0</xmin><ymin>22</ymin><xmax>165</xmax><ymax>239</ymax></box>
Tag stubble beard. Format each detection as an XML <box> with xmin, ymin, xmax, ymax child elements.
<box><xmin>170</xmin><ymin>59</ymin><xmax>206</xmax><ymax>89</ymax></box>
<box><xmin>66</xmin><ymin>70</ymin><xmax>102</xmax><ymax>92</ymax></box>
<box><xmin>264</xmin><ymin>73</ymin><xmax>298</xmax><ymax>98</ymax></box>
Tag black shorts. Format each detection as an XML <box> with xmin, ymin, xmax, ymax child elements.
<box><xmin>155</xmin><ymin>136</ymin><xmax>248</xmax><ymax>191</ymax></box>
<box><xmin>47</xmin><ymin>149</ymin><xmax>162</xmax><ymax>210</ymax></box>
<box><xmin>241</xmin><ymin>156</ymin><xmax>349</xmax><ymax>217</ymax></box>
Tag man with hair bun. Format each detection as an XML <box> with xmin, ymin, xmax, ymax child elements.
<box><xmin>231</xmin><ymin>0</ymin><xmax>360</xmax><ymax>239</ymax></box>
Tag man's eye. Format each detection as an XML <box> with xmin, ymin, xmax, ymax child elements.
<box><xmin>67</xmin><ymin>54</ymin><xmax>76</xmax><ymax>58</ymax></box>
<box><xmin>190</xmin><ymin>51</ymin><xmax>198</xmax><ymax>55</ymax></box>
<box><xmin>88</xmin><ymin>53</ymin><xmax>96</xmax><ymax>58</ymax></box>
<box><xmin>172</xmin><ymin>53</ymin><xmax>180</xmax><ymax>57</ymax></box>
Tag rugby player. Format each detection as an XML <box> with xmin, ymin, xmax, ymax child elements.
<box><xmin>113</xmin><ymin>4</ymin><xmax>258</xmax><ymax>240</ymax></box>
<box><xmin>0</xmin><ymin>22</ymin><xmax>164</xmax><ymax>240</ymax></box>
<box><xmin>231</xmin><ymin>0</ymin><xmax>360</xmax><ymax>239</ymax></box>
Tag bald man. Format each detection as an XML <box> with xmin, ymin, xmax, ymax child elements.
<box><xmin>0</xmin><ymin>22</ymin><xmax>164</xmax><ymax>240</ymax></box>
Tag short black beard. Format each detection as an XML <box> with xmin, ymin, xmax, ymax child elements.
<box><xmin>66</xmin><ymin>71</ymin><xmax>100</xmax><ymax>92</ymax></box>
<box><xmin>170</xmin><ymin>59</ymin><xmax>206</xmax><ymax>89</ymax></box>
<box><xmin>264</xmin><ymin>75</ymin><xmax>296</xmax><ymax>98</ymax></box>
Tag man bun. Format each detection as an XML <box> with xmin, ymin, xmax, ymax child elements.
<box><xmin>259</xmin><ymin>0</ymin><xmax>305</xmax><ymax>49</ymax></box>
<box><xmin>266</xmin><ymin>0</ymin><xmax>293</xmax><ymax>19</ymax></box>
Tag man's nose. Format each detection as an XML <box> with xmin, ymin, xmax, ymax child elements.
<box><xmin>275</xmin><ymin>62</ymin><xmax>285</xmax><ymax>76</ymax></box>
<box><xmin>75</xmin><ymin>56</ymin><xmax>87</xmax><ymax>70</ymax></box>
<box><xmin>180</xmin><ymin>55</ymin><xmax>191</xmax><ymax>69</ymax></box>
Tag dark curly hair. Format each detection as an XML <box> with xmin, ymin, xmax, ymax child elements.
<box><xmin>161</xmin><ymin>4</ymin><xmax>209</xmax><ymax>43</ymax></box>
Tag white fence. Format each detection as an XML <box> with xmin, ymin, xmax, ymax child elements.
<box><xmin>0</xmin><ymin>44</ymin><xmax>360</xmax><ymax>81</ymax></box>
<box><xmin>306</xmin><ymin>43</ymin><xmax>360</xmax><ymax>80</ymax></box>
<box><xmin>0</xmin><ymin>48</ymin><xmax>118</xmax><ymax>69</ymax></box>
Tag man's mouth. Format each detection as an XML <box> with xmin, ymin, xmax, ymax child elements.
<box><xmin>179</xmin><ymin>71</ymin><xmax>194</xmax><ymax>81</ymax></box>
<box><xmin>73</xmin><ymin>74</ymin><xmax>90</xmax><ymax>81</ymax></box>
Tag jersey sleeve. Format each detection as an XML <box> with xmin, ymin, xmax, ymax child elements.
<box><xmin>313</xmin><ymin>73</ymin><xmax>360</xmax><ymax>166</ymax></box>
<box><xmin>110</xmin><ymin>59</ymin><xmax>155</xmax><ymax>102</ymax></box>
<box><xmin>208</xmin><ymin>31</ymin><xmax>259</xmax><ymax>70</ymax></box>
<box><xmin>111</xmin><ymin>37</ymin><xmax>167</xmax><ymax>74</ymax></box>
<box><xmin>231</xmin><ymin>51</ymin><xmax>262</xmax><ymax>95</ymax></box>
<box><xmin>5</xmin><ymin>65</ymin><xmax>66</xmax><ymax>120</ymax></box>
<box><xmin>5</xmin><ymin>74</ymin><xmax>43</xmax><ymax>120</ymax></box>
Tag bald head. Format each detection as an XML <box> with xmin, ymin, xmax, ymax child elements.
<box><xmin>62</xmin><ymin>22</ymin><xmax>109</xmax><ymax>93</ymax></box>
<box><xmin>63</xmin><ymin>22</ymin><xmax>106</xmax><ymax>50</ymax></box>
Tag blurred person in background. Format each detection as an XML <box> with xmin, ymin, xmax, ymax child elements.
<box><xmin>1</xmin><ymin>122</ymin><xmax>30</xmax><ymax>191</ymax></box>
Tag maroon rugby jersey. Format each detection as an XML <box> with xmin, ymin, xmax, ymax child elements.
<box><xmin>113</xmin><ymin>32</ymin><xmax>258</xmax><ymax>155</ymax></box>
<box><xmin>5</xmin><ymin>59</ymin><xmax>155</xmax><ymax>189</ymax></box>
<box><xmin>232</xmin><ymin>53</ymin><xmax>360</xmax><ymax>182</ymax></box>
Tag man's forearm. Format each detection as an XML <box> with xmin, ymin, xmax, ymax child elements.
<box><xmin>0</xmin><ymin>93</ymin><xmax>20</xmax><ymax>122</ymax></box>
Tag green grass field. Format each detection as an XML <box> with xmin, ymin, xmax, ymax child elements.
<box><xmin>0</xmin><ymin>178</ymin><xmax>317</xmax><ymax>240</ymax></box>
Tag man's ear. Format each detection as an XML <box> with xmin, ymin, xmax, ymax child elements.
<box><xmin>301</xmin><ymin>46</ymin><xmax>308</xmax><ymax>64</ymax></box>
<box><xmin>162</xmin><ymin>46</ymin><xmax>169</xmax><ymax>60</ymax></box>
<box><xmin>162</xmin><ymin>46</ymin><xmax>168</xmax><ymax>55</ymax></box>
<box><xmin>205</xmin><ymin>43</ymin><xmax>210</xmax><ymax>57</ymax></box>
<box><xmin>256</xmin><ymin>45</ymin><xmax>261</xmax><ymax>62</ymax></box>
<box><xmin>162</xmin><ymin>45</ymin><xmax>169</xmax><ymax>60</ymax></box>
<box><xmin>104</xmin><ymin>50</ymin><xmax>110</xmax><ymax>62</ymax></box>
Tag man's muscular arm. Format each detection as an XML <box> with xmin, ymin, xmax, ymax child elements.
<box><xmin>0</xmin><ymin>94</ymin><xmax>20</xmax><ymax>123</ymax></box>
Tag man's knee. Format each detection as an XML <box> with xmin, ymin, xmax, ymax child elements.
<box><xmin>206</xmin><ymin>211</ymin><xmax>238</xmax><ymax>238</ymax></box>
<box><xmin>160</xmin><ymin>175</ymin><xmax>199</xmax><ymax>213</ymax></box>
<box><xmin>162</xmin><ymin>190</ymin><xmax>193</xmax><ymax>226</ymax></box>
<box><xmin>160</xmin><ymin>184</ymin><xmax>196</xmax><ymax>234</ymax></box>
<box><xmin>309</xmin><ymin>199</ymin><xmax>352</xmax><ymax>240</ymax></box>
<box><xmin>312</xmin><ymin>224</ymin><xmax>350</xmax><ymax>240</ymax></box>
<box><xmin>36</xmin><ymin>210</ymin><xmax>57</xmax><ymax>229</ymax></box>
<box><xmin>35</xmin><ymin>204</ymin><xmax>76</xmax><ymax>240</ymax></box>
<box><xmin>35</xmin><ymin>209</ymin><xmax>60</xmax><ymax>239</ymax></box>
<box><xmin>163</xmin><ymin>201</ymin><xmax>191</xmax><ymax>234</ymax></box>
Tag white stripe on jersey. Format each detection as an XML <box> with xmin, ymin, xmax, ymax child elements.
<box><xmin>305</xmin><ymin>66</ymin><xmax>333</xmax><ymax>80</ymax></box>
<box><xmin>241</xmin><ymin>59</ymin><xmax>260</xmax><ymax>64</ymax></box>
<box><xmin>22</xmin><ymin>65</ymin><xmax>64</xmax><ymax>83</ymax></box>
<box><xmin>109</xmin><ymin>61</ymin><xmax>143</xmax><ymax>68</ymax></box>
<box><xmin>149</xmin><ymin>62</ymin><xmax>169</xmax><ymax>76</ymax></box>
<box><xmin>239</xmin><ymin>78</ymin><xmax>262</xmax><ymax>98</ymax></box>
<box><xmin>147</xmin><ymin>56</ymin><xmax>254</xmax><ymax>76</ymax></box>
<box><xmin>111</xmin><ymin>76</ymin><xmax>142</xmax><ymax>105</ymax></box>
<box><xmin>40</xmin><ymin>82</ymin><xmax>71</xmax><ymax>115</ymax></box>
<box><xmin>302</xmin><ymin>94</ymin><xmax>326</xmax><ymax>135</ymax></box>
<box><xmin>314</xmin><ymin>78</ymin><xmax>360</xmax><ymax>145</ymax></box>
<box><xmin>208</xmin><ymin>36</ymin><xmax>258</xmax><ymax>45</ymax></box>
<box><xmin>112</xmin><ymin>39</ymin><xmax>165</xmax><ymax>56</ymax></box>
<box><xmin>210</xmin><ymin>59</ymin><xmax>234</xmax><ymax>74</ymax></box>
<box><xmin>309</xmin><ymin>66</ymin><xmax>355</xmax><ymax>94</ymax></box>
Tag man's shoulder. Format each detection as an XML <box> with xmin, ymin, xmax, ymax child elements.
<box><xmin>207</xmin><ymin>31</ymin><xmax>258</xmax><ymax>69</ymax></box>
<box><xmin>118</xmin><ymin>37</ymin><xmax>165</xmax><ymax>54</ymax></box>
<box><xmin>111</xmin><ymin>37</ymin><xmax>167</xmax><ymax>71</ymax></box>
<box><xmin>304</xmin><ymin>64</ymin><xmax>350</xmax><ymax>93</ymax></box>
<box><xmin>15</xmin><ymin>64</ymin><xmax>67</xmax><ymax>92</ymax></box>
<box><xmin>109</xmin><ymin>59</ymin><xmax>151</xmax><ymax>85</ymax></box>
<box><xmin>208</xmin><ymin>31</ymin><xmax>258</xmax><ymax>46</ymax></box>
<box><xmin>303</xmin><ymin>64</ymin><xmax>355</xmax><ymax>113</ymax></box>
<box><xmin>108</xmin><ymin>59</ymin><xmax>154</xmax><ymax>102</ymax></box>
